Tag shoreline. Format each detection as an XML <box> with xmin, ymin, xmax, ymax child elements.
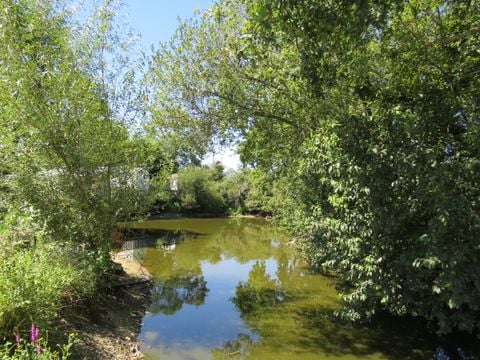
<box><xmin>69</xmin><ymin>251</ymin><xmax>153</xmax><ymax>360</ymax></box>
<box><xmin>146</xmin><ymin>212</ymin><xmax>269</xmax><ymax>220</ymax></box>
<box><xmin>75</xmin><ymin>215</ymin><xmax>268</xmax><ymax>359</ymax></box>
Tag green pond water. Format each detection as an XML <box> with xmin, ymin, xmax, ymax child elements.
<box><xmin>122</xmin><ymin>218</ymin><xmax>478</xmax><ymax>360</ymax></box>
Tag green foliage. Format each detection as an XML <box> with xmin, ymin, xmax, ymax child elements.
<box><xmin>220</xmin><ymin>170</ymin><xmax>252</xmax><ymax>214</ymax></box>
<box><xmin>0</xmin><ymin>1</ymin><xmax>150</xmax><ymax>358</ymax></box>
<box><xmin>0</xmin><ymin>211</ymin><xmax>98</xmax><ymax>357</ymax></box>
<box><xmin>176</xmin><ymin>166</ymin><xmax>226</xmax><ymax>214</ymax></box>
<box><xmin>149</xmin><ymin>0</ymin><xmax>480</xmax><ymax>335</ymax></box>
<box><xmin>138</xmin><ymin>133</ymin><xmax>201</xmax><ymax>212</ymax></box>
<box><xmin>0</xmin><ymin>239</ymin><xmax>96</xmax><ymax>339</ymax></box>
<box><xmin>144</xmin><ymin>158</ymin><xmax>272</xmax><ymax>216</ymax></box>
<box><xmin>0</xmin><ymin>0</ymin><xmax>148</xmax><ymax>246</ymax></box>
<box><xmin>220</xmin><ymin>168</ymin><xmax>271</xmax><ymax>215</ymax></box>
<box><xmin>0</xmin><ymin>330</ymin><xmax>74</xmax><ymax>360</ymax></box>
<box><xmin>260</xmin><ymin>0</ymin><xmax>480</xmax><ymax>335</ymax></box>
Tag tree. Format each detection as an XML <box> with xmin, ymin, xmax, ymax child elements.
<box><xmin>147</xmin><ymin>2</ymin><xmax>313</xmax><ymax>170</ymax></box>
<box><xmin>148</xmin><ymin>0</ymin><xmax>480</xmax><ymax>335</ymax></box>
<box><xmin>0</xmin><ymin>0</ymin><xmax>147</xmax><ymax>247</ymax></box>
<box><xmin>176</xmin><ymin>166</ymin><xmax>226</xmax><ymax>214</ymax></box>
<box><xmin>252</xmin><ymin>0</ymin><xmax>480</xmax><ymax>335</ymax></box>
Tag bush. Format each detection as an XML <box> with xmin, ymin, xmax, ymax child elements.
<box><xmin>176</xmin><ymin>166</ymin><xmax>226</xmax><ymax>214</ymax></box>
<box><xmin>220</xmin><ymin>168</ymin><xmax>271</xmax><ymax>215</ymax></box>
<box><xmin>0</xmin><ymin>229</ymin><xmax>97</xmax><ymax>339</ymax></box>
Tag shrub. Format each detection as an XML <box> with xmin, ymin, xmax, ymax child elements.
<box><xmin>0</xmin><ymin>235</ymin><xmax>96</xmax><ymax>339</ymax></box>
<box><xmin>220</xmin><ymin>168</ymin><xmax>271</xmax><ymax>215</ymax></box>
<box><xmin>176</xmin><ymin>166</ymin><xmax>226</xmax><ymax>214</ymax></box>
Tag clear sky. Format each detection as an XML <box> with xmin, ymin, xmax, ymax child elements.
<box><xmin>121</xmin><ymin>0</ymin><xmax>241</xmax><ymax>169</ymax></box>
<box><xmin>122</xmin><ymin>0</ymin><xmax>214</xmax><ymax>49</ymax></box>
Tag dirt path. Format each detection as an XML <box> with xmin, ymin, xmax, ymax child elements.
<box><xmin>69</xmin><ymin>252</ymin><xmax>153</xmax><ymax>360</ymax></box>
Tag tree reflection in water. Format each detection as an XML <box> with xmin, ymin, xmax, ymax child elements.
<box><xmin>149</xmin><ymin>274</ymin><xmax>208</xmax><ymax>315</ymax></box>
<box><xmin>130</xmin><ymin>219</ymin><xmax>480</xmax><ymax>359</ymax></box>
<box><xmin>231</xmin><ymin>261</ymin><xmax>289</xmax><ymax>315</ymax></box>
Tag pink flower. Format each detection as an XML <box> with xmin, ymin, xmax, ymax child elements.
<box><xmin>36</xmin><ymin>344</ymin><xmax>42</xmax><ymax>354</ymax></box>
<box><xmin>30</xmin><ymin>324</ymin><xmax>39</xmax><ymax>343</ymax></box>
<box><xmin>15</xmin><ymin>334</ymin><xmax>20</xmax><ymax>343</ymax></box>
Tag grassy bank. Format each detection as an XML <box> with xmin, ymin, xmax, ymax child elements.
<box><xmin>0</xmin><ymin>214</ymin><xmax>114</xmax><ymax>359</ymax></box>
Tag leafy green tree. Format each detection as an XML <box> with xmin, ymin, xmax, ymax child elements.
<box><xmin>220</xmin><ymin>168</ymin><xmax>272</xmax><ymax>215</ymax></box>
<box><xmin>176</xmin><ymin>166</ymin><xmax>226</xmax><ymax>214</ymax></box>
<box><xmin>147</xmin><ymin>2</ymin><xmax>311</xmax><ymax>170</ymax></box>
<box><xmin>148</xmin><ymin>0</ymin><xmax>480</xmax><ymax>335</ymax></box>
<box><xmin>0</xmin><ymin>0</ymin><xmax>147</xmax><ymax>247</ymax></box>
<box><xmin>252</xmin><ymin>0</ymin><xmax>480</xmax><ymax>335</ymax></box>
<box><xmin>0</xmin><ymin>0</ymin><xmax>149</xmax><ymax>344</ymax></box>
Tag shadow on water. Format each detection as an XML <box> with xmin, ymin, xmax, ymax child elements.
<box><xmin>230</xmin><ymin>259</ymin><xmax>479</xmax><ymax>360</ymax></box>
<box><xmin>211</xmin><ymin>310</ymin><xmax>479</xmax><ymax>360</ymax></box>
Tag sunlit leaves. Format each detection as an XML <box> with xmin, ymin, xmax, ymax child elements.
<box><xmin>148</xmin><ymin>0</ymin><xmax>480</xmax><ymax>335</ymax></box>
<box><xmin>0</xmin><ymin>0</ymin><xmax>148</xmax><ymax>245</ymax></box>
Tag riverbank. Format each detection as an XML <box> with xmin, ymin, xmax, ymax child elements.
<box><xmin>69</xmin><ymin>251</ymin><xmax>153</xmax><ymax>360</ymax></box>
<box><xmin>146</xmin><ymin>212</ymin><xmax>266</xmax><ymax>220</ymax></box>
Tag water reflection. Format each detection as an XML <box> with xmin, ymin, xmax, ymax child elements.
<box><xmin>232</xmin><ymin>261</ymin><xmax>290</xmax><ymax>315</ymax></box>
<box><xmin>149</xmin><ymin>275</ymin><xmax>208</xmax><ymax>315</ymax></box>
<box><xmin>124</xmin><ymin>219</ymin><xmax>479</xmax><ymax>360</ymax></box>
<box><xmin>118</xmin><ymin>238</ymin><xmax>150</xmax><ymax>262</ymax></box>
<box><xmin>211</xmin><ymin>333</ymin><xmax>253</xmax><ymax>360</ymax></box>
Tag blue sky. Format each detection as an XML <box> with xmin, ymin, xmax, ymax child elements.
<box><xmin>122</xmin><ymin>0</ymin><xmax>214</xmax><ymax>49</ymax></box>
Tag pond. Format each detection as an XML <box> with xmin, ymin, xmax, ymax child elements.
<box><xmin>123</xmin><ymin>218</ymin><xmax>478</xmax><ymax>360</ymax></box>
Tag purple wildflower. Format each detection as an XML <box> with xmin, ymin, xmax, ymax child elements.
<box><xmin>14</xmin><ymin>334</ymin><xmax>20</xmax><ymax>343</ymax></box>
<box><xmin>36</xmin><ymin>344</ymin><xmax>42</xmax><ymax>354</ymax></box>
<box><xmin>30</xmin><ymin>324</ymin><xmax>40</xmax><ymax>343</ymax></box>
